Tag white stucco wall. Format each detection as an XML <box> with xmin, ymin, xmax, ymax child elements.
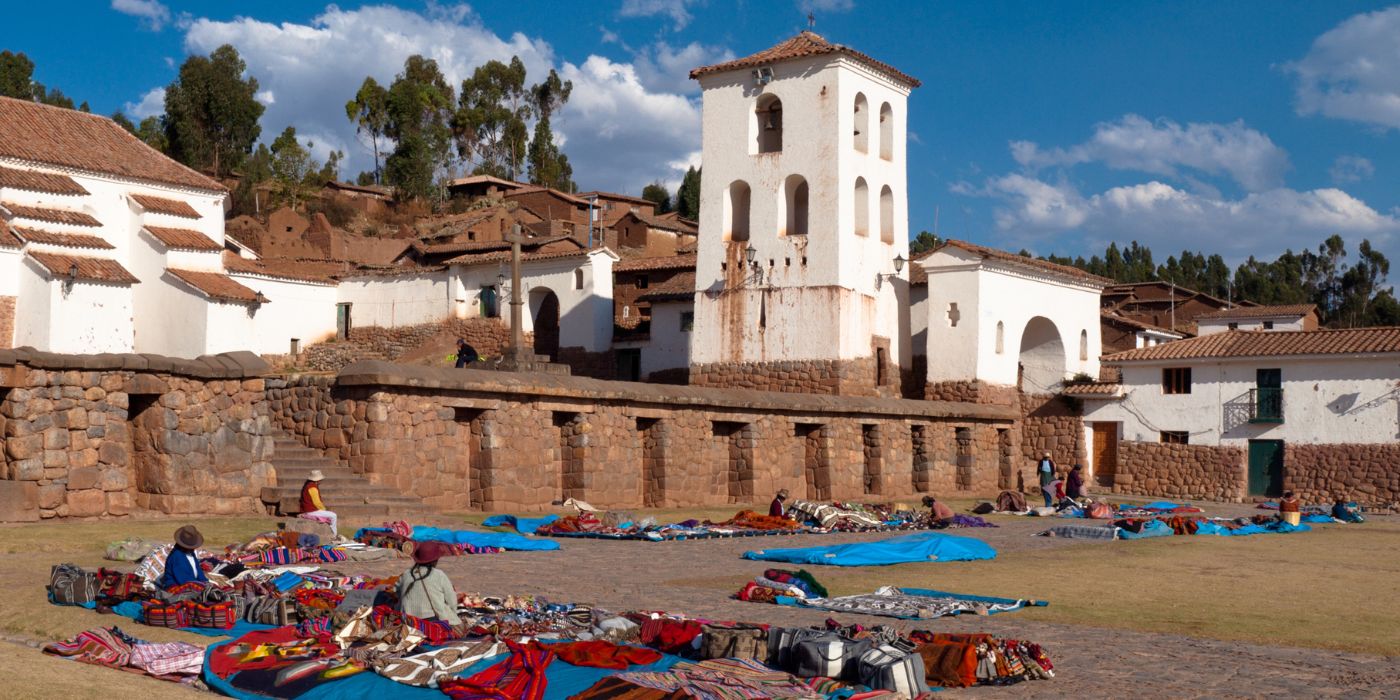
<box><xmin>691</xmin><ymin>54</ymin><xmax>911</xmax><ymax>367</ymax></box>
<box><xmin>640</xmin><ymin>301</ymin><xmax>692</xmax><ymax>376</ymax></box>
<box><xmin>0</xmin><ymin>248</ymin><xmax>19</xmax><ymax>297</ymax></box>
<box><xmin>452</xmin><ymin>250</ymin><xmax>616</xmax><ymax>352</ymax></box>
<box><xmin>229</xmin><ymin>273</ymin><xmax>339</xmax><ymax>355</ymax></box>
<box><xmin>921</xmin><ymin>249</ymin><xmax>1101</xmax><ymax>391</ymax></box>
<box><xmin>14</xmin><ymin>256</ymin><xmax>52</xmax><ymax>349</ymax></box>
<box><xmin>15</xmin><ymin>257</ymin><xmax>134</xmax><ymax>353</ymax></box>
<box><xmin>337</xmin><ymin>271</ymin><xmax>452</xmax><ymax>328</ymax></box>
<box><xmin>1198</xmin><ymin>317</ymin><xmax>1308</xmax><ymax>335</ymax></box>
<box><xmin>204</xmin><ymin>299</ymin><xmax>259</xmax><ymax>355</ymax></box>
<box><xmin>1082</xmin><ymin>355</ymin><xmax>1400</xmax><ymax>445</ymax></box>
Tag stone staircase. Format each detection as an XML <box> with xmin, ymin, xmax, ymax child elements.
<box><xmin>262</xmin><ymin>431</ymin><xmax>435</xmax><ymax>526</ymax></box>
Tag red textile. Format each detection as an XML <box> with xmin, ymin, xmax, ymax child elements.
<box><xmin>768</xmin><ymin>498</ymin><xmax>785</xmax><ymax>518</ymax></box>
<box><xmin>299</xmin><ymin>481</ymin><xmax>320</xmax><ymax>513</ymax></box>
<box><xmin>440</xmin><ymin>639</ymin><xmax>553</xmax><ymax>700</ymax></box>
<box><xmin>638</xmin><ymin>618</ymin><xmax>704</xmax><ymax>654</ymax></box>
<box><xmin>206</xmin><ymin>627</ymin><xmax>314</xmax><ymax>678</ymax></box>
<box><xmin>550</xmin><ymin>640</ymin><xmax>663</xmax><ymax>669</ymax></box>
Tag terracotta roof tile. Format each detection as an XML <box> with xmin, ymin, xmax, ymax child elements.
<box><xmin>931</xmin><ymin>239</ymin><xmax>1113</xmax><ymax>286</ymax></box>
<box><xmin>0</xmin><ymin>227</ymin><xmax>19</xmax><ymax>249</ymax></box>
<box><xmin>11</xmin><ymin>226</ymin><xmax>113</xmax><ymax>249</ymax></box>
<box><xmin>0</xmin><ymin>165</ymin><xmax>87</xmax><ymax>196</ymax></box>
<box><xmin>144</xmin><ymin>226</ymin><xmax>221</xmax><ymax>251</ymax></box>
<box><xmin>130</xmin><ymin>194</ymin><xmax>201</xmax><ymax>219</ymax></box>
<box><xmin>1104</xmin><ymin>327</ymin><xmax>1400</xmax><ymax>362</ymax></box>
<box><xmin>223</xmin><ymin>255</ymin><xmax>339</xmax><ymax>285</ymax></box>
<box><xmin>630</xmin><ymin>210</ymin><xmax>698</xmax><ymax>234</ymax></box>
<box><xmin>690</xmin><ymin>31</ymin><xmax>920</xmax><ymax>87</ymax></box>
<box><xmin>445</xmin><ymin>248</ymin><xmax>592</xmax><ymax>267</ymax></box>
<box><xmin>1061</xmin><ymin>382</ymin><xmax>1123</xmax><ymax>397</ymax></box>
<box><xmin>615</xmin><ymin>253</ymin><xmax>698</xmax><ymax>273</ymax></box>
<box><xmin>1194</xmin><ymin>304</ymin><xmax>1318</xmax><ymax>320</ymax></box>
<box><xmin>2</xmin><ymin>202</ymin><xmax>100</xmax><ymax>227</ymax></box>
<box><xmin>166</xmin><ymin>268</ymin><xmax>259</xmax><ymax>303</ymax></box>
<box><xmin>0</xmin><ymin>96</ymin><xmax>223</xmax><ymax>192</ymax></box>
<box><xmin>636</xmin><ymin>270</ymin><xmax>696</xmax><ymax>303</ymax></box>
<box><xmin>1101</xmin><ymin>312</ymin><xmax>1184</xmax><ymax>336</ymax></box>
<box><xmin>26</xmin><ymin>251</ymin><xmax>138</xmax><ymax>284</ymax></box>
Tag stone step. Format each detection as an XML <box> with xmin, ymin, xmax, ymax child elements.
<box><xmin>273</xmin><ymin>457</ymin><xmax>344</xmax><ymax>468</ymax></box>
<box><xmin>273</xmin><ymin>466</ymin><xmax>357</xmax><ymax>479</ymax></box>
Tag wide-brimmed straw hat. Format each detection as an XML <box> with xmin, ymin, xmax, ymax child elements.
<box><xmin>412</xmin><ymin>541</ymin><xmax>445</xmax><ymax>565</ymax></box>
<box><xmin>307</xmin><ymin>470</ymin><xmax>325</xmax><ymax>482</ymax></box>
<box><xmin>174</xmin><ymin>525</ymin><xmax>204</xmax><ymax>549</ymax></box>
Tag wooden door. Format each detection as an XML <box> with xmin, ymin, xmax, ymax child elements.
<box><xmin>1248</xmin><ymin>440</ymin><xmax>1284</xmax><ymax>497</ymax></box>
<box><xmin>1091</xmin><ymin>422</ymin><xmax>1118</xmax><ymax>487</ymax></box>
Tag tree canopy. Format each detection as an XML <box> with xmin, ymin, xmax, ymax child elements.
<box><xmin>675</xmin><ymin>166</ymin><xmax>701</xmax><ymax>220</ymax></box>
<box><xmin>383</xmin><ymin>55</ymin><xmax>455</xmax><ymax>201</ymax></box>
<box><xmin>163</xmin><ymin>45</ymin><xmax>265</xmax><ymax>178</ymax></box>
<box><xmin>1</xmin><ymin>50</ymin><xmax>84</xmax><ymax>109</ymax></box>
<box><xmin>345</xmin><ymin>77</ymin><xmax>390</xmax><ymax>185</ymax></box>
<box><xmin>641</xmin><ymin>181</ymin><xmax>672</xmax><ymax>214</ymax></box>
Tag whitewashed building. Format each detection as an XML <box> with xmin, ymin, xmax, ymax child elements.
<box><xmin>1195</xmin><ymin>304</ymin><xmax>1319</xmax><ymax>335</ymax></box>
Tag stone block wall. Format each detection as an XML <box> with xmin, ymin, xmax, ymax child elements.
<box><xmin>268</xmin><ymin>361</ymin><xmax>1020</xmax><ymax>512</ymax></box>
<box><xmin>925</xmin><ymin>380</ymin><xmax>1019</xmax><ymax>406</ymax></box>
<box><xmin>0</xmin><ymin>296</ymin><xmax>14</xmax><ymax>349</ymax></box>
<box><xmin>1019</xmin><ymin>393</ymin><xmax>1087</xmax><ymax>474</ymax></box>
<box><xmin>289</xmin><ymin>318</ymin><xmax>519</xmax><ymax>372</ymax></box>
<box><xmin>0</xmin><ymin>349</ymin><xmax>274</xmax><ymax>520</ymax></box>
<box><xmin>689</xmin><ymin>356</ymin><xmax>902</xmax><ymax>398</ymax></box>
<box><xmin>1112</xmin><ymin>441</ymin><xmax>1245</xmax><ymax>501</ymax></box>
<box><xmin>1284</xmin><ymin>443</ymin><xmax>1400</xmax><ymax>506</ymax></box>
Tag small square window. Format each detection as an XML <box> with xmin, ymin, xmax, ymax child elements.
<box><xmin>1160</xmin><ymin>431</ymin><xmax>1189</xmax><ymax>445</ymax></box>
<box><xmin>1162</xmin><ymin>367</ymin><xmax>1191</xmax><ymax>395</ymax></box>
<box><xmin>680</xmin><ymin>312</ymin><xmax>694</xmax><ymax>332</ymax></box>
<box><xmin>1262</xmin><ymin>321</ymin><xmax>1274</xmax><ymax>330</ymax></box>
<box><xmin>1228</xmin><ymin>322</ymin><xmax>1238</xmax><ymax>330</ymax></box>
<box><xmin>635</xmin><ymin>275</ymin><xmax>648</xmax><ymax>289</ymax></box>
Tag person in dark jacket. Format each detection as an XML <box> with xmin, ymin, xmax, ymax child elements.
<box><xmin>159</xmin><ymin>525</ymin><xmax>208</xmax><ymax>589</ymax></box>
<box><xmin>455</xmin><ymin>338</ymin><xmax>479</xmax><ymax>368</ymax></box>
<box><xmin>769</xmin><ymin>489</ymin><xmax>790</xmax><ymax>518</ymax></box>
<box><xmin>1066</xmin><ymin>464</ymin><xmax>1086</xmax><ymax>500</ymax></box>
<box><xmin>1331</xmin><ymin>498</ymin><xmax>1365</xmax><ymax>523</ymax></box>
<box><xmin>1036</xmin><ymin>452</ymin><xmax>1057</xmax><ymax>507</ymax></box>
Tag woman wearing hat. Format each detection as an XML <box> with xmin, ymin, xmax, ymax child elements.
<box><xmin>299</xmin><ymin>469</ymin><xmax>338</xmax><ymax>537</ymax></box>
<box><xmin>396</xmin><ymin>542</ymin><xmax>462</xmax><ymax>625</ymax></box>
<box><xmin>159</xmin><ymin>525</ymin><xmax>208</xmax><ymax>589</ymax></box>
<box><xmin>769</xmin><ymin>489</ymin><xmax>790</xmax><ymax>518</ymax></box>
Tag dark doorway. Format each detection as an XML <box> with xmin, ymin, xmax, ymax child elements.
<box><xmin>531</xmin><ymin>290</ymin><xmax>561</xmax><ymax>361</ymax></box>
<box><xmin>1248</xmin><ymin>440</ymin><xmax>1284</xmax><ymax>497</ymax></box>
<box><xmin>616</xmin><ymin>349</ymin><xmax>642</xmax><ymax>381</ymax></box>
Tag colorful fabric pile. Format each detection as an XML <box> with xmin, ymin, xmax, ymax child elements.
<box><xmin>43</xmin><ymin>626</ymin><xmax>204</xmax><ymax>683</ymax></box>
<box><xmin>795</xmin><ymin>587</ymin><xmax>1045</xmax><ymax>620</ymax></box>
<box><xmin>1038</xmin><ymin>515</ymin><xmax>1314</xmax><ymax>540</ymax></box>
<box><xmin>353</xmin><ymin>521</ymin><xmax>556</xmax><ymax>554</ymax></box>
<box><xmin>734</xmin><ymin>568</ymin><xmax>829</xmax><ymax>603</ymax></box>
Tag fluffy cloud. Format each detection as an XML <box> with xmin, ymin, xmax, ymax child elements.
<box><xmin>967</xmin><ymin>174</ymin><xmax>1397</xmax><ymax>258</ymax></box>
<box><xmin>161</xmin><ymin>4</ymin><xmax>701</xmax><ymax>192</ymax></box>
<box><xmin>111</xmin><ymin>0</ymin><xmax>170</xmax><ymax>31</ymax></box>
<box><xmin>1287</xmin><ymin>7</ymin><xmax>1400</xmax><ymax>130</ymax></box>
<box><xmin>1011</xmin><ymin>114</ymin><xmax>1289</xmax><ymax>192</ymax></box>
<box><xmin>124</xmin><ymin>87</ymin><xmax>165</xmax><ymax>119</ymax></box>
<box><xmin>631</xmin><ymin>41</ymin><xmax>734</xmax><ymax>94</ymax></box>
<box><xmin>1330</xmin><ymin>155</ymin><xmax>1375</xmax><ymax>184</ymax></box>
<box><xmin>618</xmin><ymin>0</ymin><xmax>700</xmax><ymax>31</ymax></box>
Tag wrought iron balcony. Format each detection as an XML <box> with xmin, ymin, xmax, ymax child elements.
<box><xmin>1249</xmin><ymin>387</ymin><xmax>1284</xmax><ymax>424</ymax></box>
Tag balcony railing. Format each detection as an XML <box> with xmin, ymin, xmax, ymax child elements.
<box><xmin>1249</xmin><ymin>387</ymin><xmax>1284</xmax><ymax>424</ymax></box>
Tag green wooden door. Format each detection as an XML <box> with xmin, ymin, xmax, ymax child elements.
<box><xmin>1248</xmin><ymin>440</ymin><xmax>1284</xmax><ymax>497</ymax></box>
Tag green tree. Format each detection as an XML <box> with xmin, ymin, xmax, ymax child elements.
<box><xmin>163</xmin><ymin>45</ymin><xmax>264</xmax><ymax>178</ymax></box>
<box><xmin>641</xmin><ymin>181</ymin><xmax>672</xmax><ymax>214</ymax></box>
<box><xmin>270</xmin><ymin>127</ymin><xmax>315</xmax><ymax>208</ymax></box>
<box><xmin>384</xmin><ymin>55</ymin><xmax>455</xmax><ymax>201</ymax></box>
<box><xmin>675</xmin><ymin>166</ymin><xmax>701</xmax><ymax>220</ymax></box>
<box><xmin>909</xmin><ymin>231</ymin><xmax>940</xmax><ymax>255</ymax></box>
<box><xmin>136</xmin><ymin>116</ymin><xmax>168</xmax><ymax>153</ymax></box>
<box><xmin>112</xmin><ymin>111</ymin><xmax>137</xmax><ymax>133</ymax></box>
<box><xmin>0</xmin><ymin>50</ymin><xmax>80</xmax><ymax>108</ymax></box>
<box><xmin>526</xmin><ymin>68</ymin><xmax>574</xmax><ymax>191</ymax></box>
<box><xmin>229</xmin><ymin>143</ymin><xmax>273</xmax><ymax>216</ymax></box>
<box><xmin>456</xmin><ymin>57</ymin><xmax>530</xmax><ymax>179</ymax></box>
<box><xmin>345</xmin><ymin>77</ymin><xmax>390</xmax><ymax>185</ymax></box>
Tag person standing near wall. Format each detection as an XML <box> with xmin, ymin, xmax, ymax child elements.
<box><xmin>1037</xmin><ymin>452</ymin><xmax>1057</xmax><ymax>507</ymax></box>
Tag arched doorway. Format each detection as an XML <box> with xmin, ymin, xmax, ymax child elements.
<box><xmin>530</xmin><ymin>288</ymin><xmax>560</xmax><ymax>361</ymax></box>
<box><xmin>1018</xmin><ymin>316</ymin><xmax>1066</xmax><ymax>392</ymax></box>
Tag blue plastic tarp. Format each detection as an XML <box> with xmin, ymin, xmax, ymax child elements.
<box><xmin>741</xmin><ymin>532</ymin><xmax>996</xmax><ymax>566</ymax></box>
<box><xmin>410</xmin><ymin>525</ymin><xmax>560</xmax><ymax>551</ymax></box>
<box><xmin>481</xmin><ymin>514</ymin><xmax>560</xmax><ymax>534</ymax></box>
<box><xmin>1116</xmin><ymin>520</ymin><xmax>1173</xmax><ymax>540</ymax></box>
<box><xmin>1192</xmin><ymin>520</ymin><xmax>1312</xmax><ymax>536</ymax></box>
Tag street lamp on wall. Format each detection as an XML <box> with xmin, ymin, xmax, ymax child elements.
<box><xmin>745</xmin><ymin>243</ymin><xmax>765</xmax><ymax>285</ymax></box>
<box><xmin>62</xmin><ymin>263</ymin><xmax>78</xmax><ymax>295</ymax></box>
<box><xmin>876</xmin><ymin>253</ymin><xmax>907</xmax><ymax>290</ymax></box>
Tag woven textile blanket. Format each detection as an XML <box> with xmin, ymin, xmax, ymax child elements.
<box><xmin>798</xmin><ymin>586</ymin><xmax>1028</xmax><ymax>620</ymax></box>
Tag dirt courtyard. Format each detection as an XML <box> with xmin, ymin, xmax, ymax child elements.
<box><xmin>1</xmin><ymin>498</ymin><xmax>1397</xmax><ymax>698</ymax></box>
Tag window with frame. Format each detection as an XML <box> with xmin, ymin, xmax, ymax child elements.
<box><xmin>1262</xmin><ymin>320</ymin><xmax>1274</xmax><ymax>329</ymax></box>
<box><xmin>680</xmin><ymin>311</ymin><xmax>694</xmax><ymax>332</ymax></box>
<box><xmin>1162</xmin><ymin>367</ymin><xmax>1191</xmax><ymax>394</ymax></box>
<box><xmin>1160</xmin><ymin>431</ymin><xmax>1189</xmax><ymax>445</ymax></box>
<box><xmin>1228</xmin><ymin>322</ymin><xmax>1238</xmax><ymax>330</ymax></box>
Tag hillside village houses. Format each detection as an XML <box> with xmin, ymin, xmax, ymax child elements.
<box><xmin>0</xmin><ymin>30</ymin><xmax>1396</xmax><ymax>512</ymax></box>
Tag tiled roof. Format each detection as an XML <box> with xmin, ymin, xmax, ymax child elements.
<box><xmin>1195</xmin><ymin>304</ymin><xmax>1318</xmax><ymax>320</ymax></box>
<box><xmin>2</xmin><ymin>202</ymin><xmax>100</xmax><ymax>227</ymax></box>
<box><xmin>166</xmin><ymin>268</ymin><xmax>259</xmax><ymax>303</ymax></box>
<box><xmin>1104</xmin><ymin>327</ymin><xmax>1400</xmax><ymax>362</ymax></box>
<box><xmin>0</xmin><ymin>226</ymin><xmax>20</xmax><ymax>248</ymax></box>
<box><xmin>636</xmin><ymin>271</ymin><xmax>697</xmax><ymax>303</ymax></box>
<box><xmin>324</xmin><ymin>180</ymin><xmax>392</xmax><ymax>198</ymax></box>
<box><xmin>907</xmin><ymin>248</ymin><xmax>933</xmax><ymax>286</ymax></box>
<box><xmin>577</xmin><ymin>190</ymin><xmax>654</xmax><ymax>206</ymax></box>
<box><xmin>1101</xmin><ymin>312</ymin><xmax>1184</xmax><ymax>336</ymax></box>
<box><xmin>445</xmin><ymin>248</ymin><xmax>592</xmax><ymax>267</ymax></box>
<box><xmin>144</xmin><ymin>226</ymin><xmax>221</xmax><ymax>251</ymax></box>
<box><xmin>26</xmin><ymin>251</ymin><xmax>139</xmax><ymax>284</ymax></box>
<box><xmin>446</xmin><ymin>174</ymin><xmax>525</xmax><ymax>190</ymax></box>
<box><xmin>11</xmin><ymin>226</ymin><xmax>114</xmax><ymax>249</ymax></box>
<box><xmin>504</xmin><ymin>185</ymin><xmax>593</xmax><ymax>208</ymax></box>
<box><xmin>931</xmin><ymin>239</ymin><xmax>1113</xmax><ymax>286</ymax></box>
<box><xmin>0</xmin><ymin>165</ymin><xmax>88</xmax><ymax>196</ymax></box>
<box><xmin>630</xmin><ymin>210</ymin><xmax>698</xmax><ymax>234</ymax></box>
<box><xmin>615</xmin><ymin>253</ymin><xmax>698</xmax><ymax>273</ymax></box>
<box><xmin>1061</xmin><ymin>382</ymin><xmax>1123</xmax><ymax>397</ymax></box>
<box><xmin>130</xmin><ymin>194</ymin><xmax>201</xmax><ymax>219</ymax></box>
<box><xmin>223</xmin><ymin>255</ymin><xmax>339</xmax><ymax>285</ymax></box>
<box><xmin>0</xmin><ymin>96</ymin><xmax>223</xmax><ymax>192</ymax></box>
<box><xmin>690</xmin><ymin>31</ymin><xmax>920</xmax><ymax>87</ymax></box>
<box><xmin>414</xmin><ymin>234</ymin><xmax>578</xmax><ymax>256</ymax></box>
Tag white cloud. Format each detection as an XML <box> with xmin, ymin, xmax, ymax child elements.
<box><xmin>1012</xmin><ymin>114</ymin><xmax>1289</xmax><ymax>192</ymax></box>
<box><xmin>631</xmin><ymin>41</ymin><xmax>733</xmax><ymax>94</ymax></box>
<box><xmin>159</xmin><ymin>4</ymin><xmax>699</xmax><ymax>193</ymax></box>
<box><xmin>124</xmin><ymin>87</ymin><xmax>165</xmax><ymax>119</ymax></box>
<box><xmin>1287</xmin><ymin>7</ymin><xmax>1400</xmax><ymax>130</ymax></box>
<box><xmin>799</xmin><ymin>0</ymin><xmax>856</xmax><ymax>14</ymax></box>
<box><xmin>1330</xmin><ymin>155</ymin><xmax>1375</xmax><ymax>184</ymax></box>
<box><xmin>254</xmin><ymin>90</ymin><xmax>276</xmax><ymax>106</ymax></box>
<box><xmin>618</xmin><ymin>0</ymin><xmax>699</xmax><ymax>31</ymax></box>
<box><xmin>111</xmin><ymin>0</ymin><xmax>170</xmax><ymax>31</ymax></box>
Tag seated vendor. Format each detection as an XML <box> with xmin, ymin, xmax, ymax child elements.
<box><xmin>159</xmin><ymin>525</ymin><xmax>208</xmax><ymax>589</ymax></box>
<box><xmin>769</xmin><ymin>489</ymin><xmax>790</xmax><ymax>518</ymax></box>
<box><xmin>299</xmin><ymin>470</ymin><xmax>338</xmax><ymax>538</ymax></box>
<box><xmin>397</xmin><ymin>542</ymin><xmax>462</xmax><ymax>625</ymax></box>
<box><xmin>1278</xmin><ymin>490</ymin><xmax>1302</xmax><ymax>526</ymax></box>
<box><xmin>922</xmin><ymin>495</ymin><xmax>955</xmax><ymax>526</ymax></box>
<box><xmin>1332</xmin><ymin>497</ymin><xmax>1365</xmax><ymax>523</ymax></box>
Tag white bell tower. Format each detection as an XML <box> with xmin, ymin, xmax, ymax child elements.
<box><xmin>687</xmin><ymin>32</ymin><xmax>919</xmax><ymax>396</ymax></box>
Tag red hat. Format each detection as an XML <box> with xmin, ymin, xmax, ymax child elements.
<box><xmin>412</xmin><ymin>541</ymin><xmax>444</xmax><ymax>565</ymax></box>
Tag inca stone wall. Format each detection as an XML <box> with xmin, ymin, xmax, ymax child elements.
<box><xmin>1019</xmin><ymin>393</ymin><xmax>1087</xmax><ymax>472</ymax></box>
<box><xmin>925</xmin><ymin>380</ymin><xmax>1020</xmax><ymax>406</ymax></box>
<box><xmin>1284</xmin><ymin>443</ymin><xmax>1400</xmax><ymax>506</ymax></box>
<box><xmin>0</xmin><ymin>296</ymin><xmax>14</xmax><ymax>350</ymax></box>
<box><xmin>1112</xmin><ymin>441</ymin><xmax>1245</xmax><ymax>501</ymax></box>
<box><xmin>0</xmin><ymin>349</ymin><xmax>274</xmax><ymax>520</ymax></box>
<box><xmin>267</xmin><ymin>361</ymin><xmax>1019</xmax><ymax>512</ymax></box>
<box><xmin>689</xmin><ymin>355</ymin><xmax>903</xmax><ymax>398</ymax></box>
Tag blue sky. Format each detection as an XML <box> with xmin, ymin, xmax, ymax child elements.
<box><xmin>10</xmin><ymin>1</ymin><xmax>1400</xmax><ymax>270</ymax></box>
